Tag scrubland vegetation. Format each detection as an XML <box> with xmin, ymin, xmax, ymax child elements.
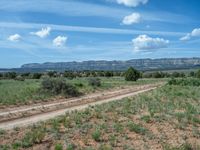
<box><xmin>1</xmin><ymin>79</ymin><xmax>200</xmax><ymax>149</ymax></box>
<box><xmin>0</xmin><ymin>77</ymin><xmax>163</xmax><ymax>106</ymax></box>
<box><xmin>0</xmin><ymin>66</ymin><xmax>171</xmax><ymax>106</ymax></box>
<box><xmin>0</xmin><ymin>68</ymin><xmax>200</xmax><ymax>149</ymax></box>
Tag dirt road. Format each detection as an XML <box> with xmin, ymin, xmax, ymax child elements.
<box><xmin>0</xmin><ymin>83</ymin><xmax>162</xmax><ymax>130</ymax></box>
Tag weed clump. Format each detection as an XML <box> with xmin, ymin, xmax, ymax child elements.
<box><xmin>127</xmin><ymin>122</ymin><xmax>147</xmax><ymax>135</ymax></box>
<box><xmin>92</xmin><ymin>129</ymin><xmax>101</xmax><ymax>142</ymax></box>
<box><xmin>21</xmin><ymin>129</ymin><xmax>45</xmax><ymax>148</ymax></box>
<box><xmin>54</xmin><ymin>143</ymin><xmax>63</xmax><ymax>150</ymax></box>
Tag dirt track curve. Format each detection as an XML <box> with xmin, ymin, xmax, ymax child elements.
<box><xmin>0</xmin><ymin>83</ymin><xmax>163</xmax><ymax>130</ymax></box>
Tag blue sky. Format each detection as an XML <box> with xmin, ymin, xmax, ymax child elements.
<box><xmin>0</xmin><ymin>0</ymin><xmax>200</xmax><ymax>68</ymax></box>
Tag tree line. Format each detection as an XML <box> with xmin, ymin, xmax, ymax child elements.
<box><xmin>0</xmin><ymin>68</ymin><xmax>200</xmax><ymax>80</ymax></box>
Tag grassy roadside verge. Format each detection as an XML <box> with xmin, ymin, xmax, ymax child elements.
<box><xmin>0</xmin><ymin>77</ymin><xmax>166</xmax><ymax>106</ymax></box>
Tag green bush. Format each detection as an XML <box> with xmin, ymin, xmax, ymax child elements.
<box><xmin>4</xmin><ymin>72</ymin><xmax>17</xmax><ymax>79</ymax></box>
<box><xmin>88</xmin><ymin>78</ymin><xmax>101</xmax><ymax>87</ymax></box>
<box><xmin>21</xmin><ymin>129</ymin><xmax>45</xmax><ymax>148</ymax></box>
<box><xmin>168</xmin><ymin>78</ymin><xmax>200</xmax><ymax>86</ymax></box>
<box><xmin>15</xmin><ymin>75</ymin><xmax>25</xmax><ymax>81</ymax></box>
<box><xmin>54</xmin><ymin>143</ymin><xmax>63</xmax><ymax>150</ymax></box>
<box><xmin>124</xmin><ymin>67</ymin><xmax>140</xmax><ymax>81</ymax></box>
<box><xmin>32</xmin><ymin>73</ymin><xmax>42</xmax><ymax>79</ymax></box>
<box><xmin>41</xmin><ymin>78</ymin><xmax>80</xmax><ymax>97</ymax></box>
<box><xmin>141</xmin><ymin>115</ymin><xmax>151</xmax><ymax>123</ymax></box>
<box><xmin>75</xmin><ymin>82</ymin><xmax>84</xmax><ymax>87</ymax></box>
<box><xmin>66</xmin><ymin>144</ymin><xmax>76</xmax><ymax>150</ymax></box>
<box><xmin>196</xmin><ymin>69</ymin><xmax>200</xmax><ymax>78</ymax></box>
<box><xmin>92</xmin><ymin>129</ymin><xmax>101</xmax><ymax>142</ymax></box>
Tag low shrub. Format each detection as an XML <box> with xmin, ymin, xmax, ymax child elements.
<box><xmin>75</xmin><ymin>82</ymin><xmax>84</xmax><ymax>87</ymax></box>
<box><xmin>127</xmin><ymin>122</ymin><xmax>147</xmax><ymax>135</ymax></box>
<box><xmin>141</xmin><ymin>115</ymin><xmax>151</xmax><ymax>123</ymax></box>
<box><xmin>88</xmin><ymin>78</ymin><xmax>101</xmax><ymax>87</ymax></box>
<box><xmin>168</xmin><ymin>78</ymin><xmax>200</xmax><ymax>86</ymax></box>
<box><xmin>21</xmin><ymin>129</ymin><xmax>45</xmax><ymax>148</ymax></box>
<box><xmin>0</xmin><ymin>129</ymin><xmax>6</xmax><ymax>135</ymax></box>
<box><xmin>66</xmin><ymin>144</ymin><xmax>76</xmax><ymax>150</ymax></box>
<box><xmin>15</xmin><ymin>75</ymin><xmax>25</xmax><ymax>81</ymax></box>
<box><xmin>32</xmin><ymin>73</ymin><xmax>42</xmax><ymax>79</ymax></box>
<box><xmin>92</xmin><ymin>129</ymin><xmax>101</xmax><ymax>142</ymax></box>
<box><xmin>54</xmin><ymin>143</ymin><xmax>63</xmax><ymax>150</ymax></box>
<box><xmin>41</xmin><ymin>78</ymin><xmax>80</xmax><ymax>97</ymax></box>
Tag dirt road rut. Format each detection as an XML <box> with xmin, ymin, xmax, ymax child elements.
<box><xmin>0</xmin><ymin>83</ymin><xmax>162</xmax><ymax>130</ymax></box>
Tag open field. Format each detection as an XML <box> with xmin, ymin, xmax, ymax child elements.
<box><xmin>0</xmin><ymin>77</ymin><xmax>167</xmax><ymax>106</ymax></box>
<box><xmin>0</xmin><ymin>84</ymin><xmax>160</xmax><ymax>130</ymax></box>
<box><xmin>0</xmin><ymin>79</ymin><xmax>200</xmax><ymax>150</ymax></box>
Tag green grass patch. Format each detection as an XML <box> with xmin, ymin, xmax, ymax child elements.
<box><xmin>0</xmin><ymin>77</ymin><xmax>164</xmax><ymax>105</ymax></box>
<box><xmin>127</xmin><ymin>121</ymin><xmax>148</xmax><ymax>135</ymax></box>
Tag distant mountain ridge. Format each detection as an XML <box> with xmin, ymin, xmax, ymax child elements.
<box><xmin>20</xmin><ymin>57</ymin><xmax>200</xmax><ymax>71</ymax></box>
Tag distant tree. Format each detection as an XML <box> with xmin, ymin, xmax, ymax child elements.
<box><xmin>171</xmin><ymin>72</ymin><xmax>180</xmax><ymax>78</ymax></box>
<box><xmin>196</xmin><ymin>69</ymin><xmax>200</xmax><ymax>78</ymax></box>
<box><xmin>124</xmin><ymin>67</ymin><xmax>140</xmax><ymax>81</ymax></box>
<box><xmin>0</xmin><ymin>73</ymin><xmax>3</xmax><ymax>78</ymax></box>
<box><xmin>32</xmin><ymin>73</ymin><xmax>42</xmax><ymax>79</ymax></box>
<box><xmin>97</xmin><ymin>71</ymin><xmax>105</xmax><ymax>77</ymax></box>
<box><xmin>105</xmin><ymin>71</ymin><xmax>113</xmax><ymax>77</ymax></box>
<box><xmin>179</xmin><ymin>72</ymin><xmax>186</xmax><ymax>78</ymax></box>
<box><xmin>89</xmin><ymin>71</ymin><xmax>96</xmax><ymax>77</ymax></box>
<box><xmin>4</xmin><ymin>72</ymin><xmax>17</xmax><ymax>79</ymax></box>
<box><xmin>21</xmin><ymin>72</ymin><xmax>30</xmax><ymax>78</ymax></box>
<box><xmin>85</xmin><ymin>71</ymin><xmax>90</xmax><ymax>77</ymax></box>
<box><xmin>64</xmin><ymin>71</ymin><xmax>76</xmax><ymax>79</ymax></box>
<box><xmin>47</xmin><ymin>71</ymin><xmax>57</xmax><ymax>78</ymax></box>
<box><xmin>189</xmin><ymin>71</ymin><xmax>195</xmax><ymax>77</ymax></box>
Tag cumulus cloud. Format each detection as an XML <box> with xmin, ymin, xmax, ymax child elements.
<box><xmin>122</xmin><ymin>13</ymin><xmax>141</xmax><ymax>25</ymax></box>
<box><xmin>180</xmin><ymin>28</ymin><xmax>200</xmax><ymax>41</ymax></box>
<box><xmin>31</xmin><ymin>27</ymin><xmax>51</xmax><ymax>38</ymax></box>
<box><xmin>117</xmin><ymin>0</ymin><xmax>148</xmax><ymax>7</ymax></box>
<box><xmin>8</xmin><ymin>34</ymin><xmax>21</xmax><ymax>42</ymax></box>
<box><xmin>132</xmin><ymin>35</ymin><xmax>169</xmax><ymax>51</ymax></box>
<box><xmin>53</xmin><ymin>36</ymin><xmax>67</xmax><ymax>47</ymax></box>
<box><xmin>191</xmin><ymin>28</ymin><xmax>200</xmax><ymax>37</ymax></box>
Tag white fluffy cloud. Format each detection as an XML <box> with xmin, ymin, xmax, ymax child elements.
<box><xmin>122</xmin><ymin>13</ymin><xmax>141</xmax><ymax>25</ymax></box>
<box><xmin>132</xmin><ymin>35</ymin><xmax>169</xmax><ymax>51</ymax></box>
<box><xmin>53</xmin><ymin>36</ymin><xmax>67</xmax><ymax>47</ymax></box>
<box><xmin>117</xmin><ymin>0</ymin><xmax>148</xmax><ymax>7</ymax></box>
<box><xmin>180</xmin><ymin>28</ymin><xmax>200</xmax><ymax>41</ymax></box>
<box><xmin>191</xmin><ymin>28</ymin><xmax>200</xmax><ymax>37</ymax></box>
<box><xmin>8</xmin><ymin>34</ymin><xmax>21</xmax><ymax>42</ymax></box>
<box><xmin>31</xmin><ymin>27</ymin><xmax>51</xmax><ymax>38</ymax></box>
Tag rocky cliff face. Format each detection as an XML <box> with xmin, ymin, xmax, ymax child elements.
<box><xmin>21</xmin><ymin>58</ymin><xmax>200</xmax><ymax>71</ymax></box>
